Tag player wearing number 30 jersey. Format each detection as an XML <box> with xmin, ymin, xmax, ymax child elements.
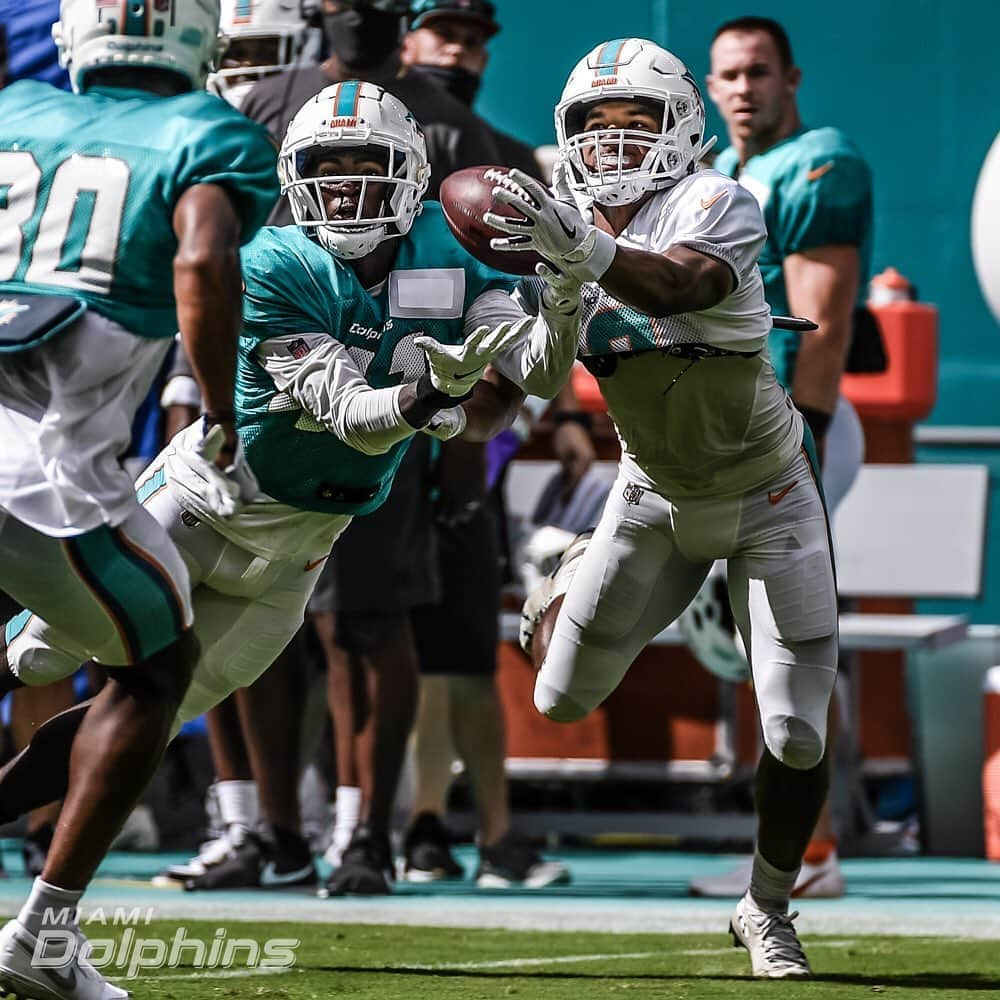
<box><xmin>0</xmin><ymin>1</ymin><xmax>278</xmax><ymax>997</ymax></box>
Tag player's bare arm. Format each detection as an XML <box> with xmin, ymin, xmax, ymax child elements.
<box><xmin>173</xmin><ymin>183</ymin><xmax>244</xmax><ymax>455</ymax></box>
<box><xmin>598</xmin><ymin>242</ymin><xmax>735</xmax><ymax>316</ymax></box>
<box><xmin>784</xmin><ymin>243</ymin><xmax>860</xmax><ymax>414</ymax></box>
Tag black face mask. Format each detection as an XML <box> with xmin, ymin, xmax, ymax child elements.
<box><xmin>323</xmin><ymin>8</ymin><xmax>401</xmax><ymax>69</ymax></box>
<box><xmin>407</xmin><ymin>63</ymin><xmax>481</xmax><ymax>107</ymax></box>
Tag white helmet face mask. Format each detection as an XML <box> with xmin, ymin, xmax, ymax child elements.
<box><xmin>279</xmin><ymin>81</ymin><xmax>431</xmax><ymax>259</ymax></box>
<box><xmin>53</xmin><ymin>0</ymin><xmax>226</xmax><ymax>94</ymax></box>
<box><xmin>209</xmin><ymin>0</ymin><xmax>320</xmax><ymax>107</ymax></box>
<box><xmin>555</xmin><ymin>38</ymin><xmax>712</xmax><ymax>207</ymax></box>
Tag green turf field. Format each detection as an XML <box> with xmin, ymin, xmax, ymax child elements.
<box><xmin>63</xmin><ymin>920</ymin><xmax>1000</xmax><ymax>999</ymax></box>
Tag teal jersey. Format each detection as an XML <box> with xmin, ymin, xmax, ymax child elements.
<box><xmin>237</xmin><ymin>202</ymin><xmax>517</xmax><ymax>516</ymax></box>
<box><xmin>715</xmin><ymin>126</ymin><xmax>873</xmax><ymax>387</ymax></box>
<box><xmin>0</xmin><ymin>80</ymin><xmax>279</xmax><ymax>340</ymax></box>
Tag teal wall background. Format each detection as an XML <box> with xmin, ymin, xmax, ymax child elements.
<box><xmin>477</xmin><ymin>0</ymin><xmax>1000</xmax><ymax>623</ymax></box>
<box><xmin>477</xmin><ymin>0</ymin><xmax>1000</xmax><ymax>426</ymax></box>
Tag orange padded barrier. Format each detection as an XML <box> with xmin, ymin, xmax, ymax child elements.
<box><xmin>842</xmin><ymin>301</ymin><xmax>938</xmax><ymax>421</ymax></box>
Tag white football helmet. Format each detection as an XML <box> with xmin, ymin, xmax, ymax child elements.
<box><xmin>53</xmin><ymin>0</ymin><xmax>226</xmax><ymax>94</ymax></box>
<box><xmin>210</xmin><ymin>0</ymin><xmax>319</xmax><ymax>109</ymax></box>
<box><xmin>279</xmin><ymin>81</ymin><xmax>430</xmax><ymax>259</ymax></box>
<box><xmin>676</xmin><ymin>563</ymin><xmax>750</xmax><ymax>684</ymax></box>
<box><xmin>555</xmin><ymin>38</ymin><xmax>712</xmax><ymax>207</ymax></box>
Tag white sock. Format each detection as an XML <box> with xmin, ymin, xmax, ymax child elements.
<box><xmin>749</xmin><ymin>848</ymin><xmax>799</xmax><ymax>912</ymax></box>
<box><xmin>18</xmin><ymin>878</ymin><xmax>83</xmax><ymax>938</ymax></box>
<box><xmin>332</xmin><ymin>786</ymin><xmax>361</xmax><ymax>847</ymax></box>
<box><xmin>215</xmin><ymin>780</ymin><xmax>259</xmax><ymax>835</ymax></box>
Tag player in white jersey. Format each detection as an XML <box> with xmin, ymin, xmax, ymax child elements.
<box><xmin>488</xmin><ymin>39</ymin><xmax>837</xmax><ymax>979</ymax></box>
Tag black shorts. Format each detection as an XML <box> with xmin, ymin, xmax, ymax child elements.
<box><xmin>307</xmin><ymin>435</ymin><xmax>440</xmax><ymax>616</ymax></box>
<box><xmin>412</xmin><ymin>505</ymin><xmax>501</xmax><ymax>677</ymax></box>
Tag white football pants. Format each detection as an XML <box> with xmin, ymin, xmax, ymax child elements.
<box><xmin>534</xmin><ymin>449</ymin><xmax>838</xmax><ymax>770</ymax></box>
<box><xmin>8</xmin><ymin>470</ymin><xmax>349</xmax><ymax>738</ymax></box>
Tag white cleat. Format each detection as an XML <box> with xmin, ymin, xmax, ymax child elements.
<box><xmin>518</xmin><ymin>530</ymin><xmax>593</xmax><ymax>655</ymax></box>
<box><xmin>729</xmin><ymin>894</ymin><xmax>811</xmax><ymax>979</ymax></box>
<box><xmin>689</xmin><ymin>850</ymin><xmax>846</xmax><ymax>899</ymax></box>
<box><xmin>0</xmin><ymin>919</ymin><xmax>129</xmax><ymax>999</ymax></box>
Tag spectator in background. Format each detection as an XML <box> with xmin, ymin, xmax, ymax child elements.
<box><xmin>401</xmin><ymin>0</ymin><xmax>540</xmax><ymax>177</ymax></box>
<box><xmin>399</xmin><ymin>0</ymin><xmax>570</xmax><ymax>889</ymax></box>
<box><xmin>687</xmin><ymin>15</ymin><xmax>872</xmax><ymax>901</ymax></box>
<box><xmin>242</xmin><ymin>0</ymin><xmax>503</xmax><ymax>213</ymax></box>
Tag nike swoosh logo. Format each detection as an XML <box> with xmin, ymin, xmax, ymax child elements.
<box><xmin>807</xmin><ymin>160</ymin><xmax>835</xmax><ymax>181</ymax></box>
<box><xmin>260</xmin><ymin>861</ymin><xmax>314</xmax><ymax>886</ymax></box>
<box><xmin>791</xmin><ymin>871</ymin><xmax>829</xmax><ymax>898</ymax></box>
<box><xmin>16</xmin><ymin>934</ymin><xmax>77</xmax><ymax>990</ymax></box>
<box><xmin>700</xmin><ymin>190</ymin><xmax>727</xmax><ymax>210</ymax></box>
<box><xmin>453</xmin><ymin>367</ymin><xmax>482</xmax><ymax>380</ymax></box>
<box><xmin>768</xmin><ymin>481</ymin><xmax>798</xmax><ymax>505</ymax></box>
<box><xmin>556</xmin><ymin>213</ymin><xmax>580</xmax><ymax>240</ymax></box>
<box><xmin>304</xmin><ymin>554</ymin><xmax>329</xmax><ymax>572</ymax></box>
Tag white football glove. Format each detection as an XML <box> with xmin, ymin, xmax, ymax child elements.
<box><xmin>551</xmin><ymin>154</ymin><xmax>594</xmax><ymax>225</ymax></box>
<box><xmin>186</xmin><ymin>423</ymin><xmax>257</xmax><ymax>518</ymax></box>
<box><xmin>414</xmin><ymin>317</ymin><xmax>532</xmax><ymax>397</ymax></box>
<box><xmin>484</xmin><ymin>168</ymin><xmax>617</xmax><ymax>283</ymax></box>
<box><xmin>536</xmin><ymin>261</ymin><xmax>582</xmax><ymax>319</ymax></box>
<box><xmin>421</xmin><ymin>406</ymin><xmax>468</xmax><ymax>442</ymax></box>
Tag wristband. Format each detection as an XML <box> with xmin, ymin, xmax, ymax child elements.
<box><xmin>796</xmin><ymin>403</ymin><xmax>832</xmax><ymax>440</ymax></box>
<box><xmin>203</xmin><ymin>409</ymin><xmax>236</xmax><ymax>424</ymax></box>
<box><xmin>552</xmin><ymin>410</ymin><xmax>593</xmax><ymax>431</ymax></box>
<box><xmin>415</xmin><ymin>372</ymin><xmax>473</xmax><ymax>409</ymax></box>
<box><xmin>562</xmin><ymin>227</ymin><xmax>618</xmax><ymax>283</ymax></box>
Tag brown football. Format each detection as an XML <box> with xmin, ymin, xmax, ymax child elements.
<box><xmin>439</xmin><ymin>165</ymin><xmax>545</xmax><ymax>276</ymax></box>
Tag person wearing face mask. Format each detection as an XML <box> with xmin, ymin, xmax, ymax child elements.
<box><xmin>400</xmin><ymin>0</ymin><xmax>540</xmax><ymax>179</ymax></box>
<box><xmin>397</xmin><ymin>0</ymin><xmax>573</xmax><ymax>889</ymax></box>
<box><xmin>240</xmin><ymin>0</ymin><xmax>503</xmax><ymax>212</ymax></box>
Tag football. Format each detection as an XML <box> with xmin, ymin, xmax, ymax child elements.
<box><xmin>439</xmin><ymin>165</ymin><xmax>545</xmax><ymax>276</ymax></box>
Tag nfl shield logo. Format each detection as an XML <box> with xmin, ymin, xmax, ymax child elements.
<box><xmin>622</xmin><ymin>483</ymin><xmax>643</xmax><ymax>505</ymax></box>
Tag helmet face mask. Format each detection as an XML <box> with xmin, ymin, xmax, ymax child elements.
<box><xmin>54</xmin><ymin>0</ymin><xmax>226</xmax><ymax>94</ymax></box>
<box><xmin>209</xmin><ymin>0</ymin><xmax>320</xmax><ymax>106</ymax></box>
<box><xmin>280</xmin><ymin>82</ymin><xmax>430</xmax><ymax>259</ymax></box>
<box><xmin>555</xmin><ymin>38</ymin><xmax>710</xmax><ymax>207</ymax></box>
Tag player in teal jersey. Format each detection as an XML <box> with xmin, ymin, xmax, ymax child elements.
<box><xmin>0</xmin><ymin>1</ymin><xmax>279</xmax><ymax>996</ymax></box>
<box><xmin>680</xmin><ymin>16</ymin><xmax>875</xmax><ymax>907</ymax></box>
<box><xmin>707</xmin><ymin>16</ymin><xmax>873</xmax><ymax>462</ymax></box>
<box><xmin>2</xmin><ymin>81</ymin><xmax>582</xmax><ymax>901</ymax></box>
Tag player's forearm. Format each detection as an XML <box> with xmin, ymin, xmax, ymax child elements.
<box><xmin>458</xmin><ymin>370</ymin><xmax>525</xmax><ymax>441</ymax></box>
<box><xmin>790</xmin><ymin>319</ymin><xmax>852</xmax><ymax>414</ymax></box>
<box><xmin>491</xmin><ymin>311</ymin><xmax>578</xmax><ymax>399</ymax></box>
<box><xmin>174</xmin><ymin>250</ymin><xmax>241</xmax><ymax>416</ymax></box>
<box><xmin>597</xmin><ymin>245</ymin><xmax>728</xmax><ymax>318</ymax></box>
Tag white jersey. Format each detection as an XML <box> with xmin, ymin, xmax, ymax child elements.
<box><xmin>582</xmin><ymin>170</ymin><xmax>803</xmax><ymax>499</ymax></box>
<box><xmin>0</xmin><ymin>311</ymin><xmax>170</xmax><ymax>536</ymax></box>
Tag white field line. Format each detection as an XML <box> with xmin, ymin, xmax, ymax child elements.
<box><xmin>388</xmin><ymin>951</ymin><xmax>658</xmax><ymax>971</ymax></box>
<box><xmin>137</xmin><ymin>966</ymin><xmax>294</xmax><ymax>982</ymax></box>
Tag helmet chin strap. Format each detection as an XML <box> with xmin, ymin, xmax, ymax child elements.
<box><xmin>698</xmin><ymin>134</ymin><xmax>719</xmax><ymax>161</ymax></box>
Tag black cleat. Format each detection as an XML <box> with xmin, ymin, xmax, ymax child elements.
<box><xmin>400</xmin><ymin>812</ymin><xmax>464</xmax><ymax>883</ymax></box>
<box><xmin>320</xmin><ymin>824</ymin><xmax>393</xmax><ymax>896</ymax></box>
<box><xmin>475</xmin><ymin>831</ymin><xmax>571</xmax><ymax>889</ymax></box>
<box><xmin>184</xmin><ymin>824</ymin><xmax>316</xmax><ymax>891</ymax></box>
